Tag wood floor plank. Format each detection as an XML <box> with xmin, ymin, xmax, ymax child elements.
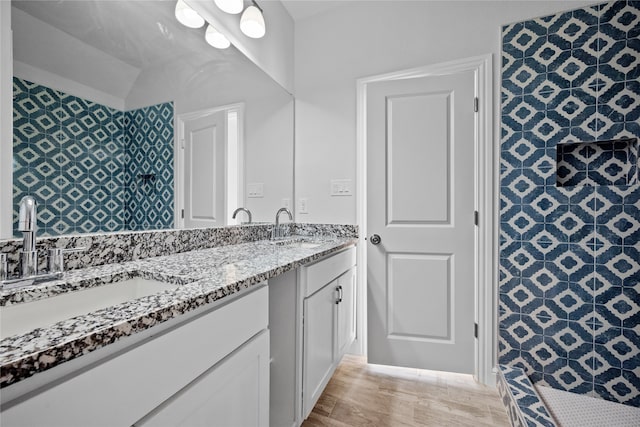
<box><xmin>302</xmin><ymin>355</ymin><xmax>510</xmax><ymax>427</ymax></box>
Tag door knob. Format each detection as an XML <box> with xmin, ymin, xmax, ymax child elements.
<box><xmin>370</xmin><ymin>234</ymin><xmax>381</xmax><ymax>245</ymax></box>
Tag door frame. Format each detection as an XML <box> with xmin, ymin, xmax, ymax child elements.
<box><xmin>355</xmin><ymin>54</ymin><xmax>496</xmax><ymax>385</ymax></box>
<box><xmin>175</xmin><ymin>103</ymin><xmax>245</xmax><ymax>229</ymax></box>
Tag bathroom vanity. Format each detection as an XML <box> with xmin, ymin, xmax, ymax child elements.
<box><xmin>0</xmin><ymin>226</ymin><xmax>358</xmax><ymax>426</ymax></box>
<box><xmin>268</xmin><ymin>245</ymin><xmax>357</xmax><ymax>426</ymax></box>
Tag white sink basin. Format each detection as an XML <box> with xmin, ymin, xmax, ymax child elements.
<box><xmin>1</xmin><ymin>277</ymin><xmax>177</xmax><ymax>339</ymax></box>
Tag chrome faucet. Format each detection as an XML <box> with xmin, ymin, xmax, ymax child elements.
<box><xmin>1</xmin><ymin>196</ymin><xmax>86</xmax><ymax>289</ymax></box>
<box><xmin>232</xmin><ymin>207</ymin><xmax>252</xmax><ymax>224</ymax></box>
<box><xmin>18</xmin><ymin>196</ymin><xmax>38</xmax><ymax>277</ymax></box>
<box><xmin>272</xmin><ymin>207</ymin><xmax>293</xmax><ymax>240</ymax></box>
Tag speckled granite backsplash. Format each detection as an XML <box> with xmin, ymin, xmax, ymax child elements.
<box><xmin>293</xmin><ymin>223</ymin><xmax>358</xmax><ymax>238</ymax></box>
<box><xmin>0</xmin><ymin>223</ymin><xmax>358</xmax><ymax>276</ymax></box>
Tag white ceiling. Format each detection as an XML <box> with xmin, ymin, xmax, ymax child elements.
<box><xmin>11</xmin><ymin>0</ymin><xmax>252</xmax><ymax>106</ymax></box>
<box><xmin>12</xmin><ymin>0</ymin><xmax>232</xmax><ymax>70</ymax></box>
<box><xmin>279</xmin><ymin>0</ymin><xmax>346</xmax><ymax>22</ymax></box>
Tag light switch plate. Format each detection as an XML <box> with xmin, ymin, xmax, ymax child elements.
<box><xmin>330</xmin><ymin>179</ymin><xmax>353</xmax><ymax>196</ymax></box>
<box><xmin>247</xmin><ymin>183</ymin><xmax>264</xmax><ymax>198</ymax></box>
<box><xmin>299</xmin><ymin>198</ymin><xmax>308</xmax><ymax>214</ymax></box>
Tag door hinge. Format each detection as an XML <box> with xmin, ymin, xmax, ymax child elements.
<box><xmin>180</xmin><ymin>138</ymin><xmax>185</xmax><ymax>149</ymax></box>
<box><xmin>181</xmin><ymin>209</ymin><xmax>184</xmax><ymax>219</ymax></box>
<box><xmin>474</xmin><ymin>97</ymin><xmax>479</xmax><ymax>112</ymax></box>
<box><xmin>474</xmin><ymin>323</ymin><xmax>478</xmax><ymax>339</ymax></box>
<box><xmin>474</xmin><ymin>210</ymin><xmax>479</xmax><ymax>226</ymax></box>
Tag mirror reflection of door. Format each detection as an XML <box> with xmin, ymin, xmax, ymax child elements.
<box><xmin>177</xmin><ymin>105</ymin><xmax>243</xmax><ymax>229</ymax></box>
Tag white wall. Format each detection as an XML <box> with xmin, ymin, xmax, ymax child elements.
<box><xmin>294</xmin><ymin>0</ymin><xmax>596</xmax><ymax>224</ymax></box>
<box><xmin>188</xmin><ymin>0</ymin><xmax>295</xmax><ymax>94</ymax></box>
<box><xmin>0</xmin><ymin>1</ymin><xmax>12</xmax><ymax>238</ymax></box>
<box><xmin>11</xmin><ymin>7</ymin><xmax>138</xmax><ymax>109</ymax></box>
<box><xmin>243</xmin><ymin>92</ymin><xmax>294</xmax><ymax>221</ymax></box>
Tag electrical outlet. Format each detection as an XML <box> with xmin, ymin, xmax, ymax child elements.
<box><xmin>330</xmin><ymin>179</ymin><xmax>352</xmax><ymax>196</ymax></box>
<box><xmin>247</xmin><ymin>183</ymin><xmax>264</xmax><ymax>198</ymax></box>
<box><xmin>299</xmin><ymin>198</ymin><xmax>308</xmax><ymax>214</ymax></box>
<box><xmin>282</xmin><ymin>198</ymin><xmax>290</xmax><ymax>209</ymax></box>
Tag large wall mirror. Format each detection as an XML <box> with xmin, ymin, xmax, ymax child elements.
<box><xmin>5</xmin><ymin>0</ymin><xmax>294</xmax><ymax>237</ymax></box>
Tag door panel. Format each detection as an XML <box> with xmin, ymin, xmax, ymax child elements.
<box><xmin>190</xmin><ymin>127</ymin><xmax>217</xmax><ymax>220</ymax></box>
<box><xmin>367</xmin><ymin>70</ymin><xmax>476</xmax><ymax>374</ymax></box>
<box><xmin>184</xmin><ymin>111</ymin><xmax>226</xmax><ymax>228</ymax></box>
<box><xmin>387</xmin><ymin>253</ymin><xmax>452</xmax><ymax>340</ymax></box>
<box><xmin>387</xmin><ymin>92</ymin><xmax>451</xmax><ymax>224</ymax></box>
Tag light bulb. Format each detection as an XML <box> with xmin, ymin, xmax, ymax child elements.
<box><xmin>214</xmin><ymin>0</ymin><xmax>244</xmax><ymax>15</ymax></box>
<box><xmin>175</xmin><ymin>0</ymin><xmax>205</xmax><ymax>29</ymax></box>
<box><xmin>240</xmin><ymin>5</ymin><xmax>265</xmax><ymax>39</ymax></box>
<box><xmin>205</xmin><ymin>25</ymin><xmax>231</xmax><ymax>49</ymax></box>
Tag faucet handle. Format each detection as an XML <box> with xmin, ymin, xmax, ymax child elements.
<box><xmin>0</xmin><ymin>253</ymin><xmax>7</xmax><ymax>281</ymax></box>
<box><xmin>48</xmin><ymin>247</ymin><xmax>87</xmax><ymax>274</ymax></box>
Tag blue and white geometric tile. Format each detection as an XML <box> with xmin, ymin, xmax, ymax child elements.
<box><xmin>595</xmin><ymin>285</ymin><xmax>638</xmax><ymax>327</ymax></box>
<box><xmin>13</xmin><ymin>78</ymin><xmax>175</xmax><ymax>236</ymax></box>
<box><xmin>124</xmin><ymin>102</ymin><xmax>174</xmax><ymax>232</ymax></box>
<box><xmin>497</xmin><ymin>365</ymin><xmax>557</xmax><ymax>427</ymax></box>
<box><xmin>500</xmin><ymin>1</ymin><xmax>640</xmax><ymax>407</ymax></box>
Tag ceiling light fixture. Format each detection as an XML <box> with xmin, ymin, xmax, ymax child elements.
<box><xmin>214</xmin><ymin>0</ymin><xmax>244</xmax><ymax>15</ymax></box>
<box><xmin>240</xmin><ymin>1</ymin><xmax>265</xmax><ymax>39</ymax></box>
<box><xmin>175</xmin><ymin>0</ymin><xmax>205</xmax><ymax>28</ymax></box>
<box><xmin>205</xmin><ymin>24</ymin><xmax>231</xmax><ymax>49</ymax></box>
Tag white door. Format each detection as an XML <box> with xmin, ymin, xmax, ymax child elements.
<box><xmin>183</xmin><ymin>111</ymin><xmax>226</xmax><ymax>228</ymax></box>
<box><xmin>366</xmin><ymin>69</ymin><xmax>476</xmax><ymax>374</ymax></box>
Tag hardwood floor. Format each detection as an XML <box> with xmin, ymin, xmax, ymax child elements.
<box><xmin>302</xmin><ymin>354</ymin><xmax>510</xmax><ymax>427</ymax></box>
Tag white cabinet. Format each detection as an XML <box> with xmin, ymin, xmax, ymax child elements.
<box><xmin>1</xmin><ymin>286</ymin><xmax>269</xmax><ymax>427</ymax></box>
<box><xmin>302</xmin><ymin>279</ymin><xmax>338</xmax><ymax>414</ymax></box>
<box><xmin>300</xmin><ymin>247</ymin><xmax>357</xmax><ymax>419</ymax></box>
<box><xmin>136</xmin><ymin>330</ymin><xmax>269</xmax><ymax>427</ymax></box>
<box><xmin>269</xmin><ymin>246</ymin><xmax>357</xmax><ymax>425</ymax></box>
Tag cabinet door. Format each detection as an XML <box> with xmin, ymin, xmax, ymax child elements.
<box><xmin>337</xmin><ymin>267</ymin><xmax>356</xmax><ymax>358</ymax></box>
<box><xmin>302</xmin><ymin>282</ymin><xmax>338</xmax><ymax>418</ymax></box>
<box><xmin>136</xmin><ymin>330</ymin><xmax>269</xmax><ymax>427</ymax></box>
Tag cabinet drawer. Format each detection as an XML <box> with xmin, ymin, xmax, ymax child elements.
<box><xmin>136</xmin><ymin>330</ymin><xmax>270</xmax><ymax>427</ymax></box>
<box><xmin>302</xmin><ymin>247</ymin><xmax>356</xmax><ymax>298</ymax></box>
<box><xmin>1</xmin><ymin>285</ymin><xmax>268</xmax><ymax>427</ymax></box>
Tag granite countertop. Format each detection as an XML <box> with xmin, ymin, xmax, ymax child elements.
<box><xmin>0</xmin><ymin>236</ymin><xmax>357</xmax><ymax>388</ymax></box>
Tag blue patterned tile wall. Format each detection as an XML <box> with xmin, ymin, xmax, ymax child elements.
<box><xmin>124</xmin><ymin>103</ymin><xmax>174</xmax><ymax>231</ymax></box>
<box><xmin>499</xmin><ymin>1</ymin><xmax>640</xmax><ymax>407</ymax></box>
<box><xmin>13</xmin><ymin>77</ymin><xmax>126</xmax><ymax>236</ymax></box>
<box><xmin>13</xmin><ymin>78</ymin><xmax>174</xmax><ymax>236</ymax></box>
